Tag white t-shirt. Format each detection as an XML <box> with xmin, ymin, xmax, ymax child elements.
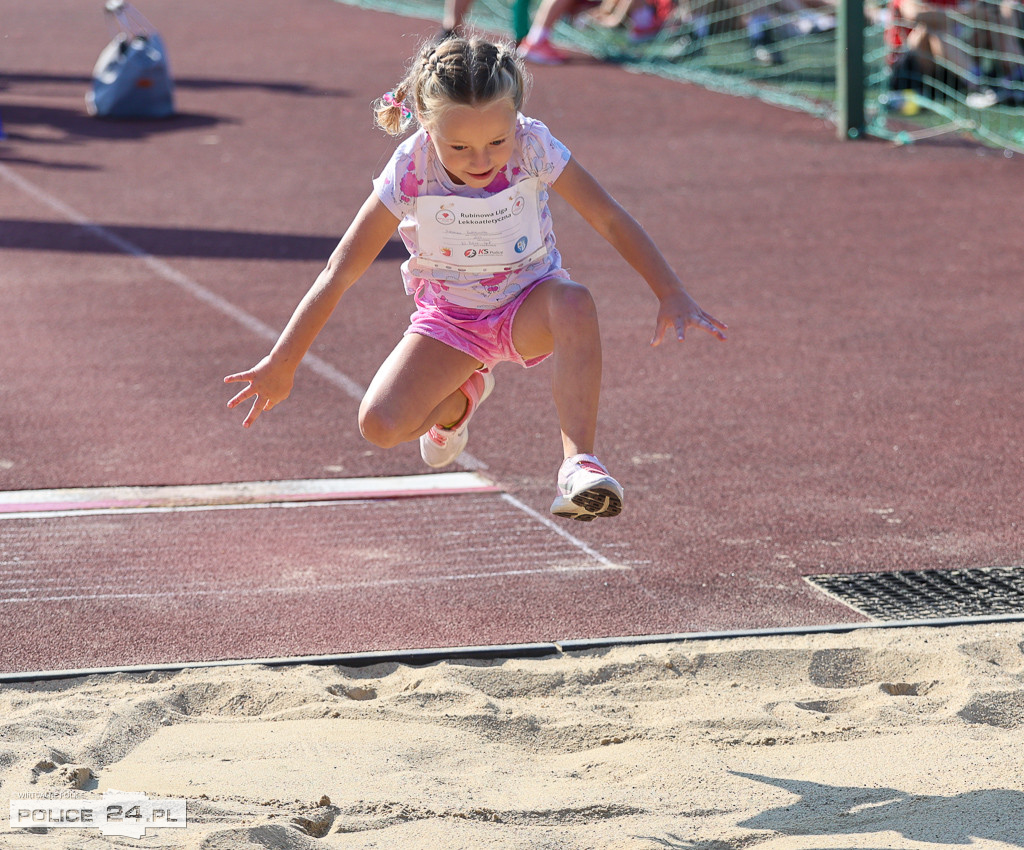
<box><xmin>373</xmin><ymin>114</ymin><xmax>571</xmax><ymax>310</ymax></box>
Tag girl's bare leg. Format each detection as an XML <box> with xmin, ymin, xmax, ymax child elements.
<box><xmin>359</xmin><ymin>334</ymin><xmax>483</xmax><ymax>448</ymax></box>
<box><xmin>511</xmin><ymin>278</ymin><xmax>602</xmax><ymax>459</ymax></box>
<box><xmin>443</xmin><ymin>0</ymin><xmax>474</xmax><ymax>32</ymax></box>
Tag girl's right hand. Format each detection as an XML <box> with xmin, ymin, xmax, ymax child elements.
<box><xmin>224</xmin><ymin>356</ymin><xmax>295</xmax><ymax>428</ymax></box>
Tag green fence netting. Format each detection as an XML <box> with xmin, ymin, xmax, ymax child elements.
<box><xmin>335</xmin><ymin>0</ymin><xmax>1024</xmax><ymax>153</ymax></box>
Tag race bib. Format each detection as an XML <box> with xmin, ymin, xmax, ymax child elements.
<box><xmin>414</xmin><ymin>178</ymin><xmax>547</xmax><ymax>275</ymax></box>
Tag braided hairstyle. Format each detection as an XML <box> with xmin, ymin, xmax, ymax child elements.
<box><xmin>374</xmin><ymin>36</ymin><xmax>530</xmax><ymax>136</ymax></box>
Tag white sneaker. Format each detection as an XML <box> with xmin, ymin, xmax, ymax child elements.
<box><xmin>966</xmin><ymin>88</ymin><xmax>1000</xmax><ymax>109</ymax></box>
<box><xmin>420</xmin><ymin>370</ymin><xmax>495</xmax><ymax>468</ymax></box>
<box><xmin>550</xmin><ymin>454</ymin><xmax>623</xmax><ymax>521</ymax></box>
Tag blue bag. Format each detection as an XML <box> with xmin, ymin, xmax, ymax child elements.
<box><xmin>86</xmin><ymin>1</ymin><xmax>174</xmax><ymax>118</ymax></box>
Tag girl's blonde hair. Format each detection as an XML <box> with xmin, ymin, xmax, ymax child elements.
<box><xmin>374</xmin><ymin>36</ymin><xmax>530</xmax><ymax>136</ymax></box>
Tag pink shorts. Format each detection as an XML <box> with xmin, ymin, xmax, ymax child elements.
<box><xmin>405</xmin><ymin>275</ymin><xmax>564</xmax><ymax>371</ymax></box>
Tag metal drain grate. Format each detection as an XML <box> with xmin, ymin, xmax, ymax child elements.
<box><xmin>806</xmin><ymin>566</ymin><xmax>1024</xmax><ymax>621</ymax></box>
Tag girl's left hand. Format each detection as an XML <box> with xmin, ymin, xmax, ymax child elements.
<box><xmin>651</xmin><ymin>291</ymin><xmax>728</xmax><ymax>346</ymax></box>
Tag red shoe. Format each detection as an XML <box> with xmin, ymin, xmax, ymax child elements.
<box><xmin>517</xmin><ymin>37</ymin><xmax>567</xmax><ymax>65</ymax></box>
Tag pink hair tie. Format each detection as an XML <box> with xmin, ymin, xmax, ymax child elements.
<box><xmin>381</xmin><ymin>91</ymin><xmax>413</xmax><ymax>125</ymax></box>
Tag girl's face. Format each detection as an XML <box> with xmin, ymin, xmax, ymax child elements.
<box><xmin>425</xmin><ymin>99</ymin><xmax>518</xmax><ymax>188</ymax></box>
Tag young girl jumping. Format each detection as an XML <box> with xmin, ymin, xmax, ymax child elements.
<box><xmin>225</xmin><ymin>36</ymin><xmax>726</xmax><ymax>521</ymax></box>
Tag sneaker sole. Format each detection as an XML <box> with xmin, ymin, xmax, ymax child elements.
<box><xmin>551</xmin><ymin>486</ymin><xmax>623</xmax><ymax>522</ymax></box>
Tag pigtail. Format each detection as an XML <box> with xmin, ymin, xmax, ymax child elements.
<box><xmin>373</xmin><ymin>83</ymin><xmax>415</xmax><ymax>136</ymax></box>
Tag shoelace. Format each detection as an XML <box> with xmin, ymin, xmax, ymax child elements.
<box><xmin>426</xmin><ymin>426</ymin><xmax>451</xmax><ymax>447</ymax></box>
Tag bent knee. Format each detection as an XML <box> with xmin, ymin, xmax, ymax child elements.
<box><xmin>358</xmin><ymin>404</ymin><xmax>407</xmax><ymax>449</ymax></box>
<box><xmin>547</xmin><ymin>279</ymin><xmax>598</xmax><ymax>323</ymax></box>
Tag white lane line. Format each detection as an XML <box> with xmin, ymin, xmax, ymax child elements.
<box><xmin>0</xmin><ymin>472</ymin><xmax>498</xmax><ymax>515</ymax></box>
<box><xmin>1</xmin><ymin>162</ymin><xmax>369</xmax><ymax>403</ymax></box>
<box><xmin>499</xmin><ymin>492</ymin><xmax>619</xmax><ymax>569</ymax></box>
<box><xmin>0</xmin><ymin>163</ymin><xmax>616</xmax><ymax>569</ymax></box>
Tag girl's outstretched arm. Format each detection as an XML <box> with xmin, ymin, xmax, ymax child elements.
<box><xmin>224</xmin><ymin>192</ymin><xmax>400</xmax><ymax>427</ymax></box>
<box><xmin>551</xmin><ymin>158</ymin><xmax>727</xmax><ymax>346</ymax></box>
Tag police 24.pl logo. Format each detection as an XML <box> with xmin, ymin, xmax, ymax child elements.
<box><xmin>10</xmin><ymin>790</ymin><xmax>187</xmax><ymax>838</ymax></box>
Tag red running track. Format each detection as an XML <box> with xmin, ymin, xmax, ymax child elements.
<box><xmin>1</xmin><ymin>0</ymin><xmax>1022</xmax><ymax>676</ymax></box>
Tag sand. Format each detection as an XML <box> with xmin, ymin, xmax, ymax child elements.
<box><xmin>2</xmin><ymin>621</ymin><xmax>1023</xmax><ymax>849</ymax></box>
